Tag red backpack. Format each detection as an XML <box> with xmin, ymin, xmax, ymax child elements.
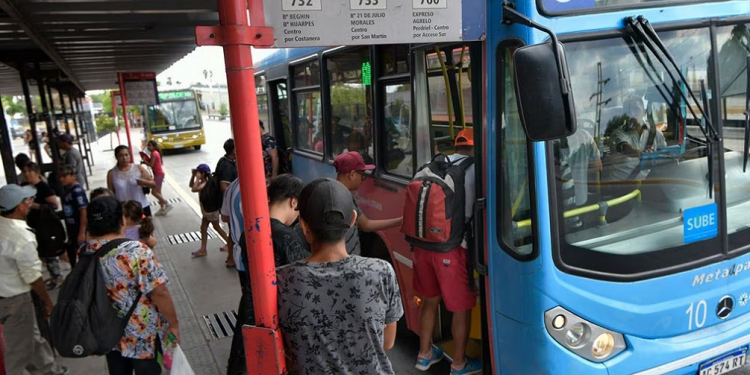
<box><xmin>401</xmin><ymin>154</ymin><xmax>474</xmax><ymax>252</ymax></box>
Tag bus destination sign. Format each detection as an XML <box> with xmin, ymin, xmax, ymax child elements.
<box><xmin>262</xmin><ymin>0</ymin><xmax>484</xmax><ymax>47</ymax></box>
<box><xmin>158</xmin><ymin>91</ymin><xmax>195</xmax><ymax>101</ymax></box>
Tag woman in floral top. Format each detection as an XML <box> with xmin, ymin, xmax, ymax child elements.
<box><xmin>86</xmin><ymin>196</ymin><xmax>180</xmax><ymax>375</ymax></box>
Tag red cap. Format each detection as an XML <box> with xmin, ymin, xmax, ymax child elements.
<box><xmin>333</xmin><ymin>151</ymin><xmax>375</xmax><ymax>174</ymax></box>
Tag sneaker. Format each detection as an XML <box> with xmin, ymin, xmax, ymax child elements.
<box><xmin>54</xmin><ymin>366</ymin><xmax>69</xmax><ymax>375</ymax></box>
<box><xmin>450</xmin><ymin>357</ymin><xmax>482</xmax><ymax>375</ymax></box>
<box><xmin>155</xmin><ymin>207</ymin><xmax>166</xmax><ymax>216</ymax></box>
<box><xmin>415</xmin><ymin>346</ymin><xmax>444</xmax><ymax>371</ymax></box>
<box><xmin>163</xmin><ymin>204</ymin><xmax>173</xmax><ymax>215</ymax></box>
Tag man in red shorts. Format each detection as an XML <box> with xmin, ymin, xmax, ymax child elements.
<box><xmin>413</xmin><ymin>129</ymin><xmax>481</xmax><ymax>375</ymax></box>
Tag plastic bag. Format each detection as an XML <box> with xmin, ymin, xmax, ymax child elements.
<box><xmin>170</xmin><ymin>345</ymin><xmax>195</xmax><ymax>375</ymax></box>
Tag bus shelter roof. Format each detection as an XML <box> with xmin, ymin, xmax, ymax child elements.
<box><xmin>0</xmin><ymin>0</ymin><xmax>219</xmax><ymax>95</ymax></box>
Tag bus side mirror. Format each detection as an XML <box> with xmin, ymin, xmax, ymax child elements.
<box><xmin>513</xmin><ymin>42</ymin><xmax>577</xmax><ymax>141</ymax></box>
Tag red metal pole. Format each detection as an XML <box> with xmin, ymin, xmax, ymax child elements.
<box><xmin>213</xmin><ymin>0</ymin><xmax>285</xmax><ymax>373</ymax></box>
<box><xmin>117</xmin><ymin>73</ymin><xmax>135</xmax><ymax>162</ymax></box>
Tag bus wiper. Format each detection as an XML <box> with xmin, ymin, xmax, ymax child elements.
<box><xmin>626</xmin><ymin>16</ymin><xmax>720</xmax><ymax>142</ymax></box>
<box><xmin>701</xmin><ymin>79</ymin><xmax>714</xmax><ymax>199</ymax></box>
<box><xmin>743</xmin><ymin>56</ymin><xmax>750</xmax><ymax>172</ymax></box>
<box><xmin>626</xmin><ymin>16</ymin><xmax>719</xmax><ymax>198</ymax></box>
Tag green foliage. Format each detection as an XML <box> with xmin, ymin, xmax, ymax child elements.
<box><xmin>95</xmin><ymin>114</ymin><xmax>117</xmax><ymax>135</ymax></box>
<box><xmin>2</xmin><ymin>96</ymin><xmax>26</xmax><ymax>117</ymax></box>
<box><xmin>219</xmin><ymin>102</ymin><xmax>229</xmax><ymax>117</ymax></box>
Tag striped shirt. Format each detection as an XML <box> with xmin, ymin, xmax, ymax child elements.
<box><xmin>221</xmin><ymin>179</ymin><xmax>245</xmax><ymax>271</ymax></box>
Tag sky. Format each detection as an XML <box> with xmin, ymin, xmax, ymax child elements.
<box><xmin>156</xmin><ymin>46</ymin><xmax>276</xmax><ymax>87</ymax></box>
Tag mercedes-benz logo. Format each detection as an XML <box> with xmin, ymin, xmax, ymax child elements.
<box><xmin>717</xmin><ymin>296</ymin><xmax>735</xmax><ymax>320</ymax></box>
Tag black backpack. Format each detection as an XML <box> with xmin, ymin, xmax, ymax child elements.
<box><xmin>50</xmin><ymin>239</ymin><xmax>142</xmax><ymax>357</ymax></box>
<box><xmin>30</xmin><ymin>205</ymin><xmax>66</xmax><ymax>258</ymax></box>
<box><xmin>199</xmin><ymin>172</ymin><xmax>223</xmax><ymax>212</ymax></box>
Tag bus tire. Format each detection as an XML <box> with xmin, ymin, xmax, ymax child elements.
<box><xmin>194</xmin><ymin>145</ymin><xmax>202</xmax><ymax>151</ymax></box>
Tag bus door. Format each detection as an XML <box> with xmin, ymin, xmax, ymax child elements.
<box><xmin>415</xmin><ymin>42</ymin><xmax>487</xmax><ymax>363</ymax></box>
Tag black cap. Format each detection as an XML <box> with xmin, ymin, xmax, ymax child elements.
<box><xmin>298</xmin><ymin>178</ymin><xmax>354</xmax><ymax>231</ymax></box>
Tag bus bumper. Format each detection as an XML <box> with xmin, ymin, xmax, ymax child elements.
<box><xmin>158</xmin><ymin>138</ymin><xmax>204</xmax><ymax>149</ymax></box>
<box><xmin>605</xmin><ymin>311</ymin><xmax>750</xmax><ymax>375</ymax></box>
<box><xmin>495</xmin><ymin>310</ymin><xmax>750</xmax><ymax>375</ymax></box>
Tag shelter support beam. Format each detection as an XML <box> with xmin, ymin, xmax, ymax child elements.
<box><xmin>0</xmin><ymin>85</ymin><xmax>16</xmax><ymax>184</ymax></box>
<box><xmin>196</xmin><ymin>0</ymin><xmax>281</xmax><ymax>373</ymax></box>
<box><xmin>18</xmin><ymin>63</ymin><xmax>44</xmax><ymax>167</ymax></box>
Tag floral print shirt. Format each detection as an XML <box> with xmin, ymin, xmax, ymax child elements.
<box><xmin>88</xmin><ymin>239</ymin><xmax>169</xmax><ymax>359</ymax></box>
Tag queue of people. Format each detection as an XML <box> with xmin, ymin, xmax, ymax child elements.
<box><xmin>1</xmin><ymin>124</ymin><xmax>481</xmax><ymax>375</ymax></box>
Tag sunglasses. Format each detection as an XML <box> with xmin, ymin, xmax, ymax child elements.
<box><xmin>356</xmin><ymin>171</ymin><xmax>368</xmax><ymax>180</ymax></box>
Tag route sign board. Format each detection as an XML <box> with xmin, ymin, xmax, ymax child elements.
<box><xmin>119</xmin><ymin>72</ymin><xmax>159</xmax><ymax>106</ymax></box>
<box><xmin>262</xmin><ymin>0</ymin><xmax>484</xmax><ymax>47</ymax></box>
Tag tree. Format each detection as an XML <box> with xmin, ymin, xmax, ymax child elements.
<box><xmin>95</xmin><ymin>114</ymin><xmax>116</xmax><ymax>136</ymax></box>
<box><xmin>2</xmin><ymin>96</ymin><xmax>26</xmax><ymax>117</ymax></box>
<box><xmin>219</xmin><ymin>102</ymin><xmax>229</xmax><ymax>117</ymax></box>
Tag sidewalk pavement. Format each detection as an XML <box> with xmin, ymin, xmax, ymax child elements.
<box><xmin>48</xmin><ymin>130</ymin><xmax>242</xmax><ymax>375</ymax></box>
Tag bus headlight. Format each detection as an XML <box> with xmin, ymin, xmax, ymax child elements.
<box><xmin>592</xmin><ymin>332</ymin><xmax>615</xmax><ymax>358</ymax></box>
<box><xmin>192</xmin><ymin>134</ymin><xmax>199</xmax><ymax>139</ymax></box>
<box><xmin>157</xmin><ymin>138</ymin><xmax>163</xmax><ymax>143</ymax></box>
<box><xmin>545</xmin><ymin>306</ymin><xmax>626</xmax><ymax>362</ymax></box>
<box><xmin>565</xmin><ymin>323</ymin><xmax>589</xmax><ymax>348</ymax></box>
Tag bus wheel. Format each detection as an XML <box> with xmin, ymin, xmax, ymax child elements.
<box><xmin>194</xmin><ymin>145</ymin><xmax>202</xmax><ymax>151</ymax></box>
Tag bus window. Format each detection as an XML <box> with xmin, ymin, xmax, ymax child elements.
<box><xmin>498</xmin><ymin>45</ymin><xmax>534</xmax><ymax>256</ymax></box>
<box><xmin>379</xmin><ymin>45</ymin><xmax>412</xmax><ymax>177</ymax></box>
<box><xmin>326</xmin><ymin>47</ymin><xmax>373</xmax><ymax>162</ymax></box>
<box><xmin>294</xmin><ymin>91</ymin><xmax>321</xmax><ymax>152</ymax></box>
<box><xmin>554</xmin><ymin>28</ymin><xmax>720</xmax><ymax>275</ymax></box>
<box><xmin>381</xmin><ymin>44</ymin><xmax>410</xmax><ymax>76</ymax></box>
<box><xmin>383</xmin><ymin>83</ymin><xmax>412</xmax><ymax>176</ymax></box>
<box><xmin>293</xmin><ymin>59</ymin><xmax>320</xmax><ymax>88</ymax></box>
<box><xmin>426</xmin><ymin>46</ymin><xmax>474</xmax><ymax>155</ymax></box>
<box><xmin>255</xmin><ymin>74</ymin><xmax>270</xmax><ymax>131</ymax></box>
<box><xmin>291</xmin><ymin>59</ymin><xmax>322</xmax><ymax>153</ymax></box>
<box><xmin>717</xmin><ymin>23</ymin><xmax>750</xmax><ymax>251</ymax></box>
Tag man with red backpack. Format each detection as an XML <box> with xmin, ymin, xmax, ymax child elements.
<box><xmin>402</xmin><ymin>129</ymin><xmax>481</xmax><ymax>375</ymax></box>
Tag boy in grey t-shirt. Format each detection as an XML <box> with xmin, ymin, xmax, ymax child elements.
<box><xmin>277</xmin><ymin>178</ymin><xmax>403</xmax><ymax>375</ymax></box>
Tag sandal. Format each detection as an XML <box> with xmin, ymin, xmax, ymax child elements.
<box><xmin>220</xmin><ymin>245</ymin><xmax>228</xmax><ymax>252</ymax></box>
<box><xmin>225</xmin><ymin>260</ymin><xmax>236</xmax><ymax>268</ymax></box>
<box><xmin>191</xmin><ymin>249</ymin><xmax>208</xmax><ymax>258</ymax></box>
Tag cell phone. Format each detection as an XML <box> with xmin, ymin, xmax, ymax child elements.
<box><xmin>168</xmin><ymin>332</ymin><xmax>176</xmax><ymax>343</ymax></box>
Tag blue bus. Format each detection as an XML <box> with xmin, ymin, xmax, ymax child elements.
<box><xmin>254</xmin><ymin>0</ymin><xmax>750</xmax><ymax>373</ymax></box>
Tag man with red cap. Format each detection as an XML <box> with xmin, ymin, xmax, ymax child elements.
<box><xmin>333</xmin><ymin>151</ymin><xmax>402</xmax><ymax>255</ymax></box>
<box><xmin>413</xmin><ymin>128</ymin><xmax>481</xmax><ymax>375</ymax></box>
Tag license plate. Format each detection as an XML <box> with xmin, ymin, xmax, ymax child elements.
<box><xmin>699</xmin><ymin>349</ymin><xmax>747</xmax><ymax>375</ymax></box>
<box><xmin>172</xmin><ymin>144</ymin><xmax>184</xmax><ymax>149</ymax></box>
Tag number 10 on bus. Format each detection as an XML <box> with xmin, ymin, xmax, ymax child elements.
<box><xmin>413</xmin><ymin>0</ymin><xmax>446</xmax><ymax>9</ymax></box>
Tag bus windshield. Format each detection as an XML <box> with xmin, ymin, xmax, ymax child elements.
<box><xmin>147</xmin><ymin>99</ymin><xmax>201</xmax><ymax>134</ymax></box>
<box><xmin>539</xmin><ymin>0</ymin><xmax>708</xmax><ymax>15</ymax></box>
<box><xmin>550</xmin><ymin>27</ymin><xmax>743</xmax><ymax>276</ymax></box>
